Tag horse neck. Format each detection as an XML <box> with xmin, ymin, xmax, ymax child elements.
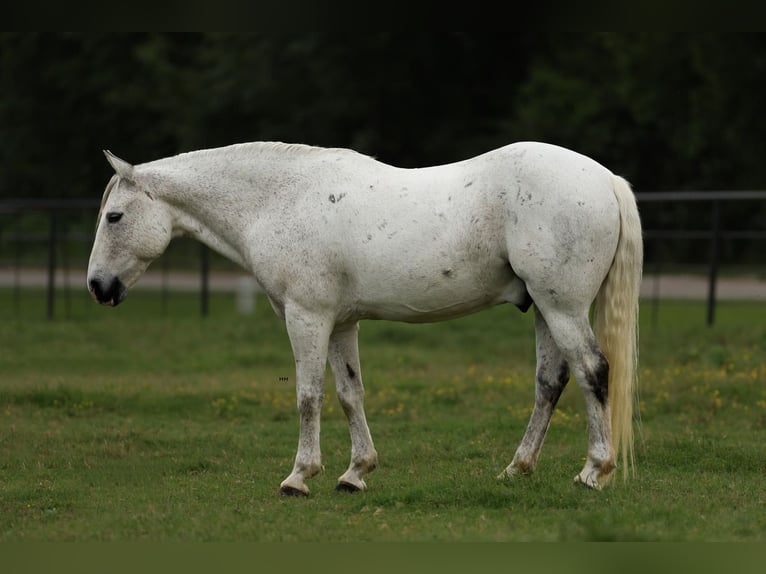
<box><xmin>151</xmin><ymin>163</ymin><xmax>269</xmax><ymax>269</ymax></box>
<box><xmin>146</xmin><ymin>144</ymin><xmax>351</xmax><ymax>268</ymax></box>
<box><xmin>174</xmin><ymin>205</ymin><xmax>251</xmax><ymax>269</ymax></box>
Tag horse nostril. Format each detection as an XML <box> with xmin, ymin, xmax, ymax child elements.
<box><xmin>88</xmin><ymin>279</ymin><xmax>102</xmax><ymax>298</ymax></box>
<box><xmin>88</xmin><ymin>276</ymin><xmax>126</xmax><ymax>306</ymax></box>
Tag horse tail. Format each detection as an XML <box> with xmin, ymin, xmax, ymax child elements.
<box><xmin>594</xmin><ymin>174</ymin><xmax>643</xmax><ymax>481</ymax></box>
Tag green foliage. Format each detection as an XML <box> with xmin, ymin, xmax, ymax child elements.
<box><xmin>3</xmin><ymin>33</ymin><xmax>766</xmax><ymax>196</ymax></box>
<box><xmin>2</xmin><ymin>33</ymin><xmax>765</xmax><ymax>266</ymax></box>
<box><xmin>0</xmin><ymin>290</ymin><xmax>764</xmax><ymax>540</ymax></box>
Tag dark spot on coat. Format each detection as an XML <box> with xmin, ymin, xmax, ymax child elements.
<box><xmin>589</xmin><ymin>353</ymin><xmax>610</xmax><ymax>405</ymax></box>
<box><xmin>329</xmin><ymin>194</ymin><xmax>336</xmax><ymax>203</ymax></box>
<box><xmin>441</xmin><ymin>268</ymin><xmax>453</xmax><ymax>278</ymax></box>
<box><xmin>346</xmin><ymin>363</ymin><xmax>356</xmax><ymax>379</ymax></box>
<box><xmin>536</xmin><ymin>360</ymin><xmax>569</xmax><ymax>407</ymax></box>
<box><xmin>464</xmin><ymin>180</ymin><xmax>474</xmax><ymax>188</ymax></box>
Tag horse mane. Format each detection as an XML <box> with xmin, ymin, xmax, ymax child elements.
<box><xmin>154</xmin><ymin>141</ymin><xmax>367</xmax><ymax>167</ymax></box>
<box><xmin>96</xmin><ymin>142</ymin><xmax>371</xmax><ymax>221</ymax></box>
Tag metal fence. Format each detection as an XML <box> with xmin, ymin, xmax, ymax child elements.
<box><xmin>0</xmin><ymin>198</ymin><xmax>229</xmax><ymax>320</ymax></box>
<box><xmin>1</xmin><ymin>191</ymin><xmax>765</xmax><ymax>324</ymax></box>
<box><xmin>638</xmin><ymin>191</ymin><xmax>766</xmax><ymax>324</ymax></box>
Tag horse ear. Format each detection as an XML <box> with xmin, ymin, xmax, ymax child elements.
<box><xmin>103</xmin><ymin>150</ymin><xmax>134</xmax><ymax>181</ymax></box>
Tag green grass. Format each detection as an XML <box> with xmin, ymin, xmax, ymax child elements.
<box><xmin>0</xmin><ymin>289</ymin><xmax>765</xmax><ymax>541</ymax></box>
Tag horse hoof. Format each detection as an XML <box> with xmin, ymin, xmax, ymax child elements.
<box><xmin>496</xmin><ymin>469</ymin><xmax>515</xmax><ymax>482</ymax></box>
<box><xmin>497</xmin><ymin>463</ymin><xmax>532</xmax><ymax>482</ymax></box>
<box><xmin>280</xmin><ymin>485</ymin><xmax>309</xmax><ymax>497</ymax></box>
<box><xmin>335</xmin><ymin>481</ymin><xmax>362</xmax><ymax>493</ymax></box>
<box><xmin>573</xmin><ymin>473</ymin><xmax>602</xmax><ymax>491</ymax></box>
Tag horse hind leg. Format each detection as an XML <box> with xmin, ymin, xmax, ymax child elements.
<box><xmin>328</xmin><ymin>323</ymin><xmax>378</xmax><ymax>492</ymax></box>
<box><xmin>541</xmin><ymin>308</ymin><xmax>616</xmax><ymax>489</ymax></box>
<box><xmin>499</xmin><ymin>308</ymin><xmax>570</xmax><ymax>480</ymax></box>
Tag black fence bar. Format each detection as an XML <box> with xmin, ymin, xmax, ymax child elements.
<box><xmin>0</xmin><ymin>198</ymin><xmax>98</xmax><ymax>213</ymax></box>
<box><xmin>46</xmin><ymin>211</ymin><xmax>57</xmax><ymax>320</ymax></box>
<box><xmin>707</xmin><ymin>201</ymin><xmax>720</xmax><ymax>326</ymax></box>
<box><xmin>635</xmin><ymin>190</ymin><xmax>766</xmax><ymax>201</ymax></box>
<box><xmin>200</xmin><ymin>244</ymin><xmax>209</xmax><ymax>317</ymax></box>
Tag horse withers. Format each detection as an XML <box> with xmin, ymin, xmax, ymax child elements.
<box><xmin>87</xmin><ymin>141</ymin><xmax>642</xmax><ymax>494</ymax></box>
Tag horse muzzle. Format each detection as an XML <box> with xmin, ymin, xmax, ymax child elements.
<box><xmin>88</xmin><ymin>276</ymin><xmax>127</xmax><ymax>307</ymax></box>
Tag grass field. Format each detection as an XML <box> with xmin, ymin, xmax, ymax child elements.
<box><xmin>0</xmin><ymin>288</ymin><xmax>764</xmax><ymax>541</ymax></box>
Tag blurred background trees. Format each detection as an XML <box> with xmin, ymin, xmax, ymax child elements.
<box><xmin>1</xmin><ymin>32</ymin><xmax>765</xmax><ymax>198</ymax></box>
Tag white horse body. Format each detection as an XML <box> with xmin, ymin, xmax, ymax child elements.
<box><xmin>88</xmin><ymin>141</ymin><xmax>641</xmax><ymax>495</ymax></box>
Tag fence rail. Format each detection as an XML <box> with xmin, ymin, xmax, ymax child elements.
<box><xmin>1</xmin><ymin>191</ymin><xmax>765</xmax><ymax>324</ymax></box>
<box><xmin>635</xmin><ymin>190</ymin><xmax>766</xmax><ymax>324</ymax></box>
<box><xmin>0</xmin><ymin>199</ymin><xmax>96</xmax><ymax>319</ymax></box>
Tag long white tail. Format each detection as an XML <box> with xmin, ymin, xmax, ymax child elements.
<box><xmin>594</xmin><ymin>174</ymin><xmax>643</xmax><ymax>480</ymax></box>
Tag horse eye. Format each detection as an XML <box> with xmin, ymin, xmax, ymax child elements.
<box><xmin>106</xmin><ymin>212</ymin><xmax>123</xmax><ymax>224</ymax></box>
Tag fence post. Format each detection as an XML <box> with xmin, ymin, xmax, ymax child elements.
<box><xmin>13</xmin><ymin>217</ymin><xmax>22</xmax><ymax>319</ymax></box>
<box><xmin>46</xmin><ymin>210</ymin><xmax>57</xmax><ymax>320</ymax></box>
<box><xmin>200</xmin><ymin>244</ymin><xmax>209</xmax><ymax>317</ymax></box>
<box><xmin>651</xmin><ymin>260</ymin><xmax>661</xmax><ymax>328</ymax></box>
<box><xmin>161</xmin><ymin>253</ymin><xmax>170</xmax><ymax>315</ymax></box>
<box><xmin>706</xmin><ymin>200</ymin><xmax>720</xmax><ymax>326</ymax></box>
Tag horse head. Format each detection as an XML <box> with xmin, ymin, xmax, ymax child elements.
<box><xmin>87</xmin><ymin>151</ymin><xmax>173</xmax><ymax>306</ymax></box>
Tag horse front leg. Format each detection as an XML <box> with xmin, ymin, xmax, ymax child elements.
<box><xmin>279</xmin><ymin>305</ymin><xmax>333</xmax><ymax>496</ymax></box>
<box><xmin>328</xmin><ymin>323</ymin><xmax>378</xmax><ymax>492</ymax></box>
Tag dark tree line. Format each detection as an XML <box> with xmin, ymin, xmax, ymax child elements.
<box><xmin>2</xmin><ymin>33</ymin><xmax>765</xmax><ymax>211</ymax></box>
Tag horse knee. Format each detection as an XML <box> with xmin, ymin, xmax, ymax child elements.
<box><xmin>297</xmin><ymin>389</ymin><xmax>324</xmax><ymax>414</ymax></box>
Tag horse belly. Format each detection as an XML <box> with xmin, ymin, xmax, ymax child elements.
<box><xmin>351</xmin><ymin>251</ymin><xmax>523</xmax><ymax>323</ymax></box>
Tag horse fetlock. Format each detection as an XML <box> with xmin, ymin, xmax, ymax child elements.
<box><xmin>348</xmin><ymin>444</ymin><xmax>377</xmax><ymax>472</ymax></box>
<box><xmin>357</xmin><ymin>450</ymin><xmax>378</xmax><ymax>473</ymax></box>
<box><xmin>574</xmin><ymin>456</ymin><xmax>616</xmax><ymax>490</ymax></box>
<box><xmin>299</xmin><ymin>461</ymin><xmax>325</xmax><ymax>479</ymax></box>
